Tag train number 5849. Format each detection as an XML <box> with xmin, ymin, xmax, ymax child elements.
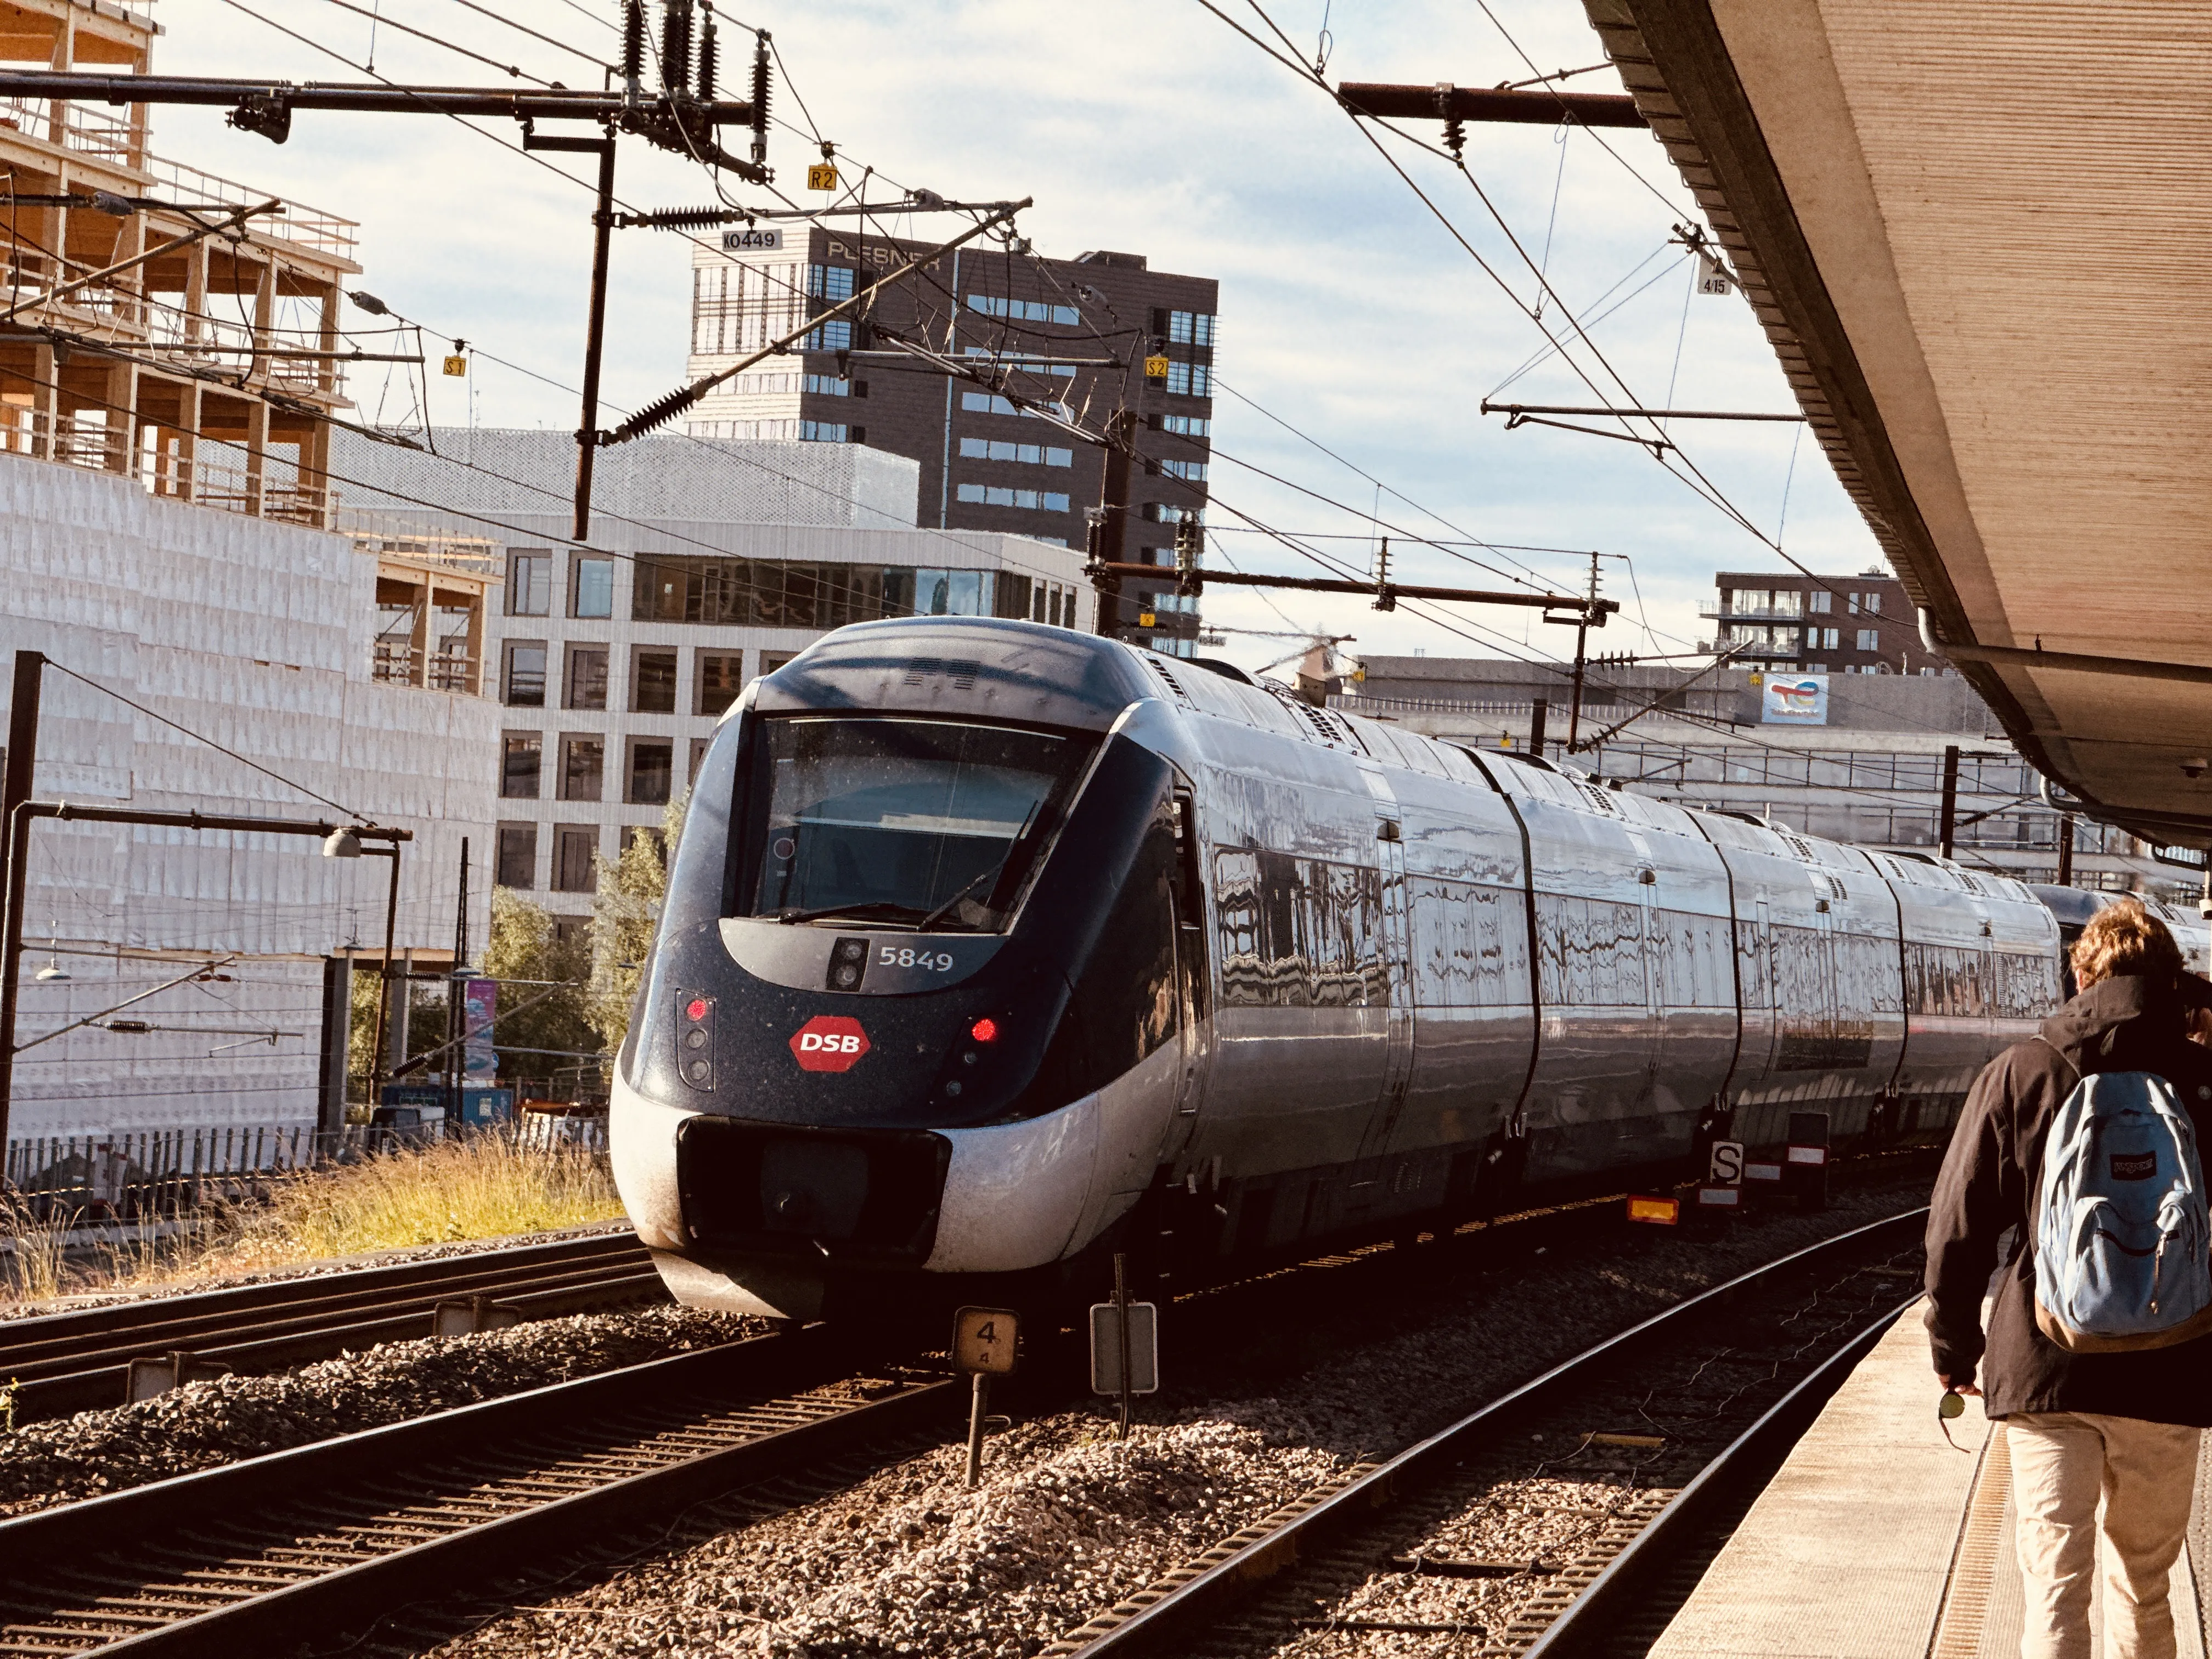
<box><xmin>881</xmin><ymin>946</ymin><xmax>956</xmax><ymax>972</ymax></box>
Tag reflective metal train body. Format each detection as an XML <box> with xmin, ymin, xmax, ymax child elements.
<box><xmin>613</xmin><ymin>618</ymin><xmax>2071</xmax><ymax>1323</ymax></box>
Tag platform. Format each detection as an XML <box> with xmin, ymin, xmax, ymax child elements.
<box><xmin>1649</xmin><ymin>1304</ymin><xmax>2208</xmax><ymax>1659</ymax></box>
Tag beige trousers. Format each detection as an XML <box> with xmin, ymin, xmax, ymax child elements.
<box><xmin>2007</xmin><ymin>1412</ymin><xmax>2203</xmax><ymax>1659</ymax></box>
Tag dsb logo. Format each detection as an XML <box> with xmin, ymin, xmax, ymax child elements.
<box><xmin>789</xmin><ymin>1014</ymin><xmax>871</xmax><ymax>1073</ymax></box>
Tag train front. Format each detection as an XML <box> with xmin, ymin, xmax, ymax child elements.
<box><xmin>611</xmin><ymin>618</ymin><xmax>1193</xmax><ymax>1325</ymax></box>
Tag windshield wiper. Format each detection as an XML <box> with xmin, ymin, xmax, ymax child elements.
<box><xmin>773</xmin><ymin>901</ymin><xmax>929</xmax><ymax>927</ymax></box>
<box><xmin>916</xmin><ymin>868</ymin><xmax>1003</xmax><ymax>934</ymax></box>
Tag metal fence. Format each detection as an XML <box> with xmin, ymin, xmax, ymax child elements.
<box><xmin>3</xmin><ymin>1114</ymin><xmax>609</xmax><ymax>1221</ymax></box>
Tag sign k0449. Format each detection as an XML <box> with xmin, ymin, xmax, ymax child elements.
<box><xmin>789</xmin><ymin>1014</ymin><xmax>871</xmax><ymax>1073</ymax></box>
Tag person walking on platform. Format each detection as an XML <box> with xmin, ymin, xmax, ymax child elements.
<box><xmin>1927</xmin><ymin>898</ymin><xmax>2212</xmax><ymax>1659</ymax></box>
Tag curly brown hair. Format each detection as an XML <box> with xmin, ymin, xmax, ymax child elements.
<box><xmin>2070</xmin><ymin>897</ymin><xmax>2186</xmax><ymax>990</ymax></box>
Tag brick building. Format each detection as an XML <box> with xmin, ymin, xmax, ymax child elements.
<box><xmin>1703</xmin><ymin>568</ymin><xmax>1945</xmax><ymax>675</ymax></box>
<box><xmin>688</xmin><ymin>224</ymin><xmax>1217</xmax><ymax>656</ymax></box>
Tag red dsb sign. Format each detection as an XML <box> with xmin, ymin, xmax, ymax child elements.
<box><xmin>789</xmin><ymin>1014</ymin><xmax>871</xmax><ymax>1073</ymax></box>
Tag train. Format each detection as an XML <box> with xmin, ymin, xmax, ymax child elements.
<box><xmin>608</xmin><ymin>617</ymin><xmax>2207</xmax><ymax>1325</ymax></box>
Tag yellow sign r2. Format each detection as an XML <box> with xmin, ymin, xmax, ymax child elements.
<box><xmin>807</xmin><ymin>162</ymin><xmax>840</xmax><ymax>192</ymax></box>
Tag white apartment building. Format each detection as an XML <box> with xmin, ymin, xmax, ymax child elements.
<box><xmin>329</xmin><ymin>429</ymin><xmax>1095</xmax><ymax>928</ymax></box>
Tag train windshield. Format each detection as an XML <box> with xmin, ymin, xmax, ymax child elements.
<box><xmin>744</xmin><ymin>718</ymin><xmax>1082</xmax><ymax>930</ymax></box>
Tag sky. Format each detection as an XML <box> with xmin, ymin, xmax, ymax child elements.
<box><xmin>149</xmin><ymin>0</ymin><xmax>1887</xmax><ymax>680</ymax></box>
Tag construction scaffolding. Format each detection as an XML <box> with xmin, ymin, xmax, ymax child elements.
<box><xmin>0</xmin><ymin>0</ymin><xmax>360</xmax><ymax>529</ymax></box>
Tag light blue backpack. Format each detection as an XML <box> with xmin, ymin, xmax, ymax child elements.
<box><xmin>2034</xmin><ymin>1051</ymin><xmax>2212</xmax><ymax>1352</ymax></box>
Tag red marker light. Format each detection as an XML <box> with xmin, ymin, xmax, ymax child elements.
<box><xmin>970</xmin><ymin>1017</ymin><xmax>998</xmax><ymax>1043</ymax></box>
<box><xmin>686</xmin><ymin>998</ymin><xmax>709</xmax><ymax>1022</ymax></box>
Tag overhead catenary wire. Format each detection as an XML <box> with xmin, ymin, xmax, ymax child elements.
<box><xmin>1193</xmin><ymin>0</ymin><xmax>1904</xmax><ymax>632</ymax></box>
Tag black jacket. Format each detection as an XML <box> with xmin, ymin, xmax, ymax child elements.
<box><xmin>1923</xmin><ymin>973</ymin><xmax>2212</xmax><ymax>1425</ymax></box>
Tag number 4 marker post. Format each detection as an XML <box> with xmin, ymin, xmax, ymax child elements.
<box><xmin>952</xmin><ymin>1306</ymin><xmax>1019</xmax><ymax>1487</ymax></box>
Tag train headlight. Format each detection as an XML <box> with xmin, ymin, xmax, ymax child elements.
<box><xmin>825</xmin><ymin>936</ymin><xmax>870</xmax><ymax>992</ymax></box>
<box><xmin>678</xmin><ymin>992</ymin><xmax>715</xmax><ymax>1091</ymax></box>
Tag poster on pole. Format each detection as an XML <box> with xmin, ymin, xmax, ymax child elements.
<box><xmin>1761</xmin><ymin>673</ymin><xmax>1829</xmax><ymax>725</ymax></box>
<box><xmin>461</xmin><ymin>977</ymin><xmax>499</xmax><ymax>1082</ymax></box>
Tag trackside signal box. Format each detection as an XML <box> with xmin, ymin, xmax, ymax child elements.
<box><xmin>1089</xmin><ymin>1300</ymin><xmax>1160</xmax><ymax>1394</ymax></box>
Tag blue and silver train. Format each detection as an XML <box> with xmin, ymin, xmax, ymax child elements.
<box><xmin>610</xmin><ymin>618</ymin><xmax>2193</xmax><ymax>1323</ymax></box>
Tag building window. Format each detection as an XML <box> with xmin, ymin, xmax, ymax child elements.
<box><xmin>572</xmin><ymin>555</ymin><xmax>615</xmax><ymax>618</ymax></box>
<box><xmin>503</xmin><ymin>641</ymin><xmax>546</xmax><ymax>707</ymax></box>
<box><xmin>689</xmin><ymin>737</ymin><xmax>712</xmax><ymax>785</ymax></box>
<box><xmin>1159</xmin><ymin>414</ymin><xmax>1210</xmax><ymax>437</ymax></box>
<box><xmin>956</xmin><ymin>438</ymin><xmax>1074</xmax><ymax>467</ymax></box>
<box><xmin>803</xmin><ymin>374</ymin><xmax>851</xmax><ymax>397</ymax></box>
<box><xmin>507</xmin><ymin>550</ymin><xmax>552</xmax><ymax>616</ymax></box>
<box><xmin>800</xmin><ymin>420</ymin><xmax>860</xmax><ymax>443</ymax></box>
<box><xmin>966</xmin><ymin>294</ymin><xmax>1080</xmax><ymax>326</ymax></box>
<box><xmin>552</xmin><ymin>826</ymin><xmax>599</xmax><ymax>893</ymax></box>
<box><xmin>1863</xmin><ymin>592</ymin><xmax>1881</xmax><ymax>613</ymax></box>
<box><xmin>802</xmin><ymin>319</ymin><xmax>853</xmax><ymax>353</ymax></box>
<box><xmin>495</xmin><ymin>822</ymin><xmax>538</xmax><ymax>889</ymax></box>
<box><xmin>620</xmin><ymin>824</ymin><xmax>667</xmax><ymax>862</ymax></box>
<box><xmin>500</xmin><ymin>734</ymin><xmax>542</xmax><ymax>799</ymax></box>
<box><xmin>1165</xmin><ymin>310</ymin><xmax>1217</xmax><ymax>346</ymax></box>
<box><xmin>1815</xmin><ymin>627</ymin><xmax>1840</xmax><ymax>650</ymax></box>
<box><xmin>913</xmin><ymin>570</ymin><xmax>994</xmax><ymax>617</ymax></box>
<box><xmin>956</xmin><ymin>484</ymin><xmax>1068</xmax><ymax>511</ymax></box>
<box><xmin>627</xmin><ymin>738</ymin><xmax>674</xmax><ymax>805</ymax></box>
<box><xmin>1164</xmin><ymin>362</ymin><xmax>1212</xmax><ymax>399</ymax></box>
<box><xmin>565</xmin><ymin>645</ymin><xmax>608</xmax><ymax>710</ymax></box>
<box><xmin>1158</xmin><ymin>458</ymin><xmax>1207</xmax><ymax>482</ymax></box>
<box><xmin>697</xmin><ymin>651</ymin><xmax>744</xmax><ymax>715</ymax></box>
<box><xmin>633</xmin><ymin>648</ymin><xmax>678</xmax><ymax>714</ymax></box>
<box><xmin>690</xmin><ymin>417</ymin><xmax>800</xmax><ymax>441</ymax></box>
<box><xmin>560</xmin><ymin>735</ymin><xmax>605</xmax><ymax>802</ymax></box>
<box><xmin>807</xmin><ymin>263</ymin><xmax>856</xmax><ymax>300</ymax></box>
<box><xmin>1807</xmin><ymin>589</ymin><xmax>1832</xmax><ymax>614</ymax></box>
<box><xmin>761</xmin><ymin>650</ymin><xmax>799</xmax><ymax>676</ymax></box>
<box><xmin>1856</xmin><ymin>629</ymin><xmax>1881</xmax><ymax>652</ymax></box>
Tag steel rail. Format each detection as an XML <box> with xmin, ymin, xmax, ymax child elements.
<box><xmin>0</xmin><ymin>1327</ymin><xmax>950</xmax><ymax>1656</ymax></box>
<box><xmin>1059</xmin><ymin>1206</ymin><xmax>1927</xmax><ymax>1656</ymax></box>
<box><xmin>0</xmin><ymin>1230</ymin><xmax>662</xmax><ymax>1418</ymax></box>
<box><xmin>1517</xmin><ymin>1295</ymin><xmax>1915</xmax><ymax>1659</ymax></box>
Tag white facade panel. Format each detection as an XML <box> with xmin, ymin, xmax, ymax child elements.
<box><xmin>0</xmin><ymin>450</ymin><xmax>499</xmax><ymax>1142</ymax></box>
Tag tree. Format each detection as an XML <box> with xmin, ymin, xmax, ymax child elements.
<box><xmin>481</xmin><ymin>888</ymin><xmax>595</xmax><ymax>1092</ymax></box>
<box><xmin>587</xmin><ymin>789</ymin><xmax>687</xmax><ymax>1054</ymax></box>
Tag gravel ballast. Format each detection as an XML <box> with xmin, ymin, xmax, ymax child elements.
<box><xmin>0</xmin><ymin>1304</ymin><xmax>758</xmax><ymax>1517</ymax></box>
<box><xmin>411</xmin><ymin>1182</ymin><xmax>1927</xmax><ymax>1659</ymax></box>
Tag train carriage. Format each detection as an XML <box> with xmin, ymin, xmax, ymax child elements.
<box><xmin>613</xmin><ymin>617</ymin><xmax>2071</xmax><ymax>1324</ymax></box>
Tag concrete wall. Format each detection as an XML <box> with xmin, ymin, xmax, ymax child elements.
<box><xmin>0</xmin><ymin>449</ymin><xmax>497</xmax><ymax>1140</ymax></box>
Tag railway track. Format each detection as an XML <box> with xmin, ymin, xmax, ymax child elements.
<box><xmin>0</xmin><ymin>1230</ymin><xmax>665</xmax><ymax>1420</ymax></box>
<box><xmin>0</xmin><ymin>1198</ymin><xmax>1931</xmax><ymax>1657</ymax></box>
<box><xmin>1048</xmin><ymin>1209</ymin><xmax>1926</xmax><ymax>1658</ymax></box>
<box><xmin>0</xmin><ymin>1324</ymin><xmax>948</xmax><ymax>1657</ymax></box>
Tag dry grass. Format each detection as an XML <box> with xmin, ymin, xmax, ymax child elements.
<box><xmin>0</xmin><ymin>1132</ymin><xmax>627</xmax><ymax>1306</ymax></box>
<box><xmin>0</xmin><ymin>1201</ymin><xmax>70</xmax><ymax>1303</ymax></box>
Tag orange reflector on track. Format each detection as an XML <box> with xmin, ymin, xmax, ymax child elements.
<box><xmin>1626</xmin><ymin>1195</ymin><xmax>1679</xmax><ymax>1226</ymax></box>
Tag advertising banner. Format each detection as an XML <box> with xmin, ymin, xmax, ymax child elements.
<box><xmin>461</xmin><ymin>976</ymin><xmax>499</xmax><ymax>1081</ymax></box>
<box><xmin>1761</xmin><ymin>673</ymin><xmax>1829</xmax><ymax>725</ymax></box>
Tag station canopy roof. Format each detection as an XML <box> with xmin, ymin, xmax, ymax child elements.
<box><xmin>1583</xmin><ymin>0</ymin><xmax>2212</xmax><ymax>851</ymax></box>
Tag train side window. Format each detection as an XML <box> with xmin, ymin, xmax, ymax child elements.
<box><xmin>1216</xmin><ymin>850</ymin><xmax>1266</xmax><ymax>1006</ymax></box>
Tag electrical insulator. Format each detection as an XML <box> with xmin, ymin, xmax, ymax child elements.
<box><xmin>696</xmin><ymin>16</ymin><xmax>718</xmax><ymax>101</ymax></box>
<box><xmin>751</xmin><ymin>33</ymin><xmax>772</xmax><ymax>166</ymax></box>
<box><xmin>661</xmin><ymin>0</ymin><xmax>693</xmax><ymax>97</ymax></box>
<box><xmin>1443</xmin><ymin>115</ymin><xmax>1466</xmax><ymax>160</ymax></box>
<box><xmin>1173</xmin><ymin>516</ymin><xmax>1203</xmax><ymax>591</ymax></box>
<box><xmin>634</xmin><ymin>206</ymin><xmax>737</xmax><ymax>229</ymax></box>
<box><xmin>621</xmin><ymin>0</ymin><xmax>645</xmax><ymax>92</ymax></box>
